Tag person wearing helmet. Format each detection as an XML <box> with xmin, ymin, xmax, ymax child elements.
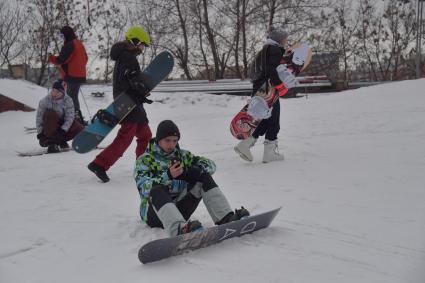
<box><xmin>87</xmin><ymin>26</ymin><xmax>152</xmax><ymax>183</ymax></box>
<box><xmin>48</xmin><ymin>26</ymin><xmax>88</xmax><ymax>125</ymax></box>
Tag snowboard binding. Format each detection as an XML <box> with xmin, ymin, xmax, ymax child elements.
<box><xmin>92</xmin><ymin>109</ymin><xmax>120</xmax><ymax>127</ymax></box>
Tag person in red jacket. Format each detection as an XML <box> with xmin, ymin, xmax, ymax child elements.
<box><xmin>48</xmin><ymin>26</ymin><xmax>88</xmax><ymax>124</ymax></box>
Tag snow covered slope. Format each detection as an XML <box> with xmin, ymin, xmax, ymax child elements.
<box><xmin>0</xmin><ymin>79</ymin><xmax>424</xmax><ymax>283</ymax></box>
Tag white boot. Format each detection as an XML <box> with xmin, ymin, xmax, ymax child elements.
<box><xmin>234</xmin><ymin>136</ymin><xmax>257</xmax><ymax>162</ymax></box>
<box><xmin>263</xmin><ymin>139</ymin><xmax>284</xmax><ymax>163</ymax></box>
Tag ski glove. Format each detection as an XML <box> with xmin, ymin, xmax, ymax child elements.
<box><xmin>276</xmin><ymin>64</ymin><xmax>298</xmax><ymax>89</ymax></box>
<box><xmin>129</xmin><ymin>92</ymin><xmax>153</xmax><ymax>105</ymax></box>
<box><xmin>36</xmin><ymin>133</ymin><xmax>45</xmax><ymax>140</ymax></box>
<box><xmin>275</xmin><ymin>83</ymin><xmax>288</xmax><ymax>97</ymax></box>
<box><xmin>178</xmin><ymin>165</ymin><xmax>203</xmax><ymax>184</ymax></box>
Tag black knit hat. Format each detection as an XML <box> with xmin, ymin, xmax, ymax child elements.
<box><xmin>52</xmin><ymin>79</ymin><xmax>66</xmax><ymax>94</ymax></box>
<box><xmin>60</xmin><ymin>25</ymin><xmax>77</xmax><ymax>42</ymax></box>
<box><xmin>156</xmin><ymin>120</ymin><xmax>180</xmax><ymax>141</ymax></box>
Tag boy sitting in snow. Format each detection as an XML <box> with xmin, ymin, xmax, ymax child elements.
<box><xmin>36</xmin><ymin>79</ymin><xmax>84</xmax><ymax>153</ymax></box>
<box><xmin>134</xmin><ymin>120</ymin><xmax>249</xmax><ymax>236</ymax></box>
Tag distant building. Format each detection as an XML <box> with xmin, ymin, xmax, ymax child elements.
<box><xmin>302</xmin><ymin>52</ymin><xmax>340</xmax><ymax>82</ymax></box>
<box><xmin>0</xmin><ymin>64</ymin><xmax>59</xmax><ymax>86</ymax></box>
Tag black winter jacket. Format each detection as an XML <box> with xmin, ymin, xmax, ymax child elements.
<box><xmin>110</xmin><ymin>41</ymin><xmax>148</xmax><ymax>124</ymax></box>
<box><xmin>252</xmin><ymin>43</ymin><xmax>286</xmax><ymax>94</ymax></box>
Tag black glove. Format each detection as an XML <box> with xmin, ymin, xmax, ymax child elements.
<box><xmin>124</xmin><ymin>69</ymin><xmax>150</xmax><ymax>94</ymax></box>
<box><xmin>36</xmin><ymin>132</ymin><xmax>45</xmax><ymax>140</ymax></box>
<box><xmin>129</xmin><ymin>92</ymin><xmax>153</xmax><ymax>105</ymax></box>
<box><xmin>178</xmin><ymin>165</ymin><xmax>203</xmax><ymax>184</ymax></box>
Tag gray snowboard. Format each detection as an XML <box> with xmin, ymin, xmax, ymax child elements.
<box><xmin>138</xmin><ymin>207</ymin><xmax>281</xmax><ymax>264</ymax></box>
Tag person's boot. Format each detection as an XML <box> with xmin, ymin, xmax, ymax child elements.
<box><xmin>263</xmin><ymin>139</ymin><xmax>284</xmax><ymax>163</ymax></box>
<box><xmin>47</xmin><ymin>144</ymin><xmax>60</xmax><ymax>153</ymax></box>
<box><xmin>88</xmin><ymin>162</ymin><xmax>110</xmax><ymax>182</ymax></box>
<box><xmin>216</xmin><ymin>207</ymin><xmax>250</xmax><ymax>225</ymax></box>
<box><xmin>178</xmin><ymin>220</ymin><xmax>204</xmax><ymax>235</ymax></box>
<box><xmin>234</xmin><ymin>136</ymin><xmax>257</xmax><ymax>162</ymax></box>
<box><xmin>59</xmin><ymin>141</ymin><xmax>70</xmax><ymax>150</ymax></box>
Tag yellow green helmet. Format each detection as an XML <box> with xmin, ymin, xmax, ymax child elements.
<box><xmin>125</xmin><ymin>26</ymin><xmax>151</xmax><ymax>46</ymax></box>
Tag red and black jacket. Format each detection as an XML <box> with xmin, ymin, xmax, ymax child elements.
<box><xmin>49</xmin><ymin>38</ymin><xmax>88</xmax><ymax>83</ymax></box>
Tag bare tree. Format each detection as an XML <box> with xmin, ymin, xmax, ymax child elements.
<box><xmin>309</xmin><ymin>0</ymin><xmax>359</xmax><ymax>84</ymax></box>
<box><xmin>0</xmin><ymin>2</ymin><xmax>26</xmax><ymax>76</ymax></box>
<box><xmin>90</xmin><ymin>0</ymin><xmax>127</xmax><ymax>82</ymax></box>
<box><xmin>381</xmin><ymin>0</ymin><xmax>416</xmax><ymax>80</ymax></box>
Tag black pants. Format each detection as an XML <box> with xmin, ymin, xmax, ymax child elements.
<box><xmin>66</xmin><ymin>81</ymin><xmax>81</xmax><ymax>112</ymax></box>
<box><xmin>253</xmin><ymin>98</ymin><xmax>280</xmax><ymax>141</ymax></box>
<box><xmin>146</xmin><ymin>173</ymin><xmax>218</xmax><ymax>228</ymax></box>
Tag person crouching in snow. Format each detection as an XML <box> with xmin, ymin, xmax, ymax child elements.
<box><xmin>134</xmin><ymin>120</ymin><xmax>250</xmax><ymax>236</ymax></box>
<box><xmin>36</xmin><ymin>79</ymin><xmax>84</xmax><ymax>153</ymax></box>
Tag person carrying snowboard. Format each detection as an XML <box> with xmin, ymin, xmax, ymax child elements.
<box><xmin>48</xmin><ymin>26</ymin><xmax>88</xmax><ymax>124</ymax></box>
<box><xmin>234</xmin><ymin>26</ymin><xmax>297</xmax><ymax>163</ymax></box>
<box><xmin>36</xmin><ymin>79</ymin><xmax>84</xmax><ymax>153</ymax></box>
<box><xmin>134</xmin><ymin>120</ymin><xmax>250</xmax><ymax>236</ymax></box>
<box><xmin>87</xmin><ymin>26</ymin><xmax>153</xmax><ymax>183</ymax></box>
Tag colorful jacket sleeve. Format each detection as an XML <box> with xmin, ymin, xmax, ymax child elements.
<box><xmin>134</xmin><ymin>154</ymin><xmax>172</xmax><ymax>198</ymax></box>
<box><xmin>180</xmin><ymin>149</ymin><xmax>217</xmax><ymax>175</ymax></box>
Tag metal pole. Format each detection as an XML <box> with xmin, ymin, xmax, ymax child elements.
<box><xmin>416</xmin><ymin>0</ymin><xmax>421</xmax><ymax>79</ymax></box>
<box><xmin>419</xmin><ymin>0</ymin><xmax>424</xmax><ymax>78</ymax></box>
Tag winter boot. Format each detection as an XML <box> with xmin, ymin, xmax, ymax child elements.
<box><xmin>47</xmin><ymin>144</ymin><xmax>60</xmax><ymax>153</ymax></box>
<box><xmin>88</xmin><ymin>162</ymin><xmax>110</xmax><ymax>183</ymax></box>
<box><xmin>234</xmin><ymin>136</ymin><xmax>257</xmax><ymax>162</ymax></box>
<box><xmin>59</xmin><ymin>141</ymin><xmax>70</xmax><ymax>149</ymax></box>
<box><xmin>178</xmin><ymin>220</ymin><xmax>204</xmax><ymax>235</ymax></box>
<box><xmin>263</xmin><ymin>139</ymin><xmax>284</xmax><ymax>163</ymax></box>
<box><xmin>216</xmin><ymin>207</ymin><xmax>250</xmax><ymax>225</ymax></box>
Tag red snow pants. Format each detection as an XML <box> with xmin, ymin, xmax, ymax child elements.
<box><xmin>93</xmin><ymin>122</ymin><xmax>152</xmax><ymax>171</ymax></box>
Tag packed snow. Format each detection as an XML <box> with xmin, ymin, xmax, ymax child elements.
<box><xmin>0</xmin><ymin>78</ymin><xmax>424</xmax><ymax>283</ymax></box>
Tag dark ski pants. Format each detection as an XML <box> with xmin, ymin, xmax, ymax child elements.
<box><xmin>146</xmin><ymin>173</ymin><xmax>218</xmax><ymax>228</ymax></box>
<box><xmin>93</xmin><ymin>121</ymin><xmax>152</xmax><ymax>171</ymax></box>
<box><xmin>66</xmin><ymin>81</ymin><xmax>82</xmax><ymax>112</ymax></box>
<box><xmin>38</xmin><ymin>109</ymin><xmax>84</xmax><ymax>146</ymax></box>
<box><xmin>252</xmin><ymin>98</ymin><xmax>280</xmax><ymax>141</ymax></box>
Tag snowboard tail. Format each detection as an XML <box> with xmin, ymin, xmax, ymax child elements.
<box><xmin>138</xmin><ymin>207</ymin><xmax>281</xmax><ymax>264</ymax></box>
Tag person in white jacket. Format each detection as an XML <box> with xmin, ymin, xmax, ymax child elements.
<box><xmin>36</xmin><ymin>79</ymin><xmax>83</xmax><ymax>153</ymax></box>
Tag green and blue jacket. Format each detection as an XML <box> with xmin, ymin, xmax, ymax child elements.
<box><xmin>134</xmin><ymin>139</ymin><xmax>216</xmax><ymax>221</ymax></box>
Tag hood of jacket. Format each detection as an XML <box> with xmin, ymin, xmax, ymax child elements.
<box><xmin>110</xmin><ymin>41</ymin><xmax>141</xmax><ymax>61</ymax></box>
<box><xmin>146</xmin><ymin>139</ymin><xmax>181</xmax><ymax>162</ymax></box>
